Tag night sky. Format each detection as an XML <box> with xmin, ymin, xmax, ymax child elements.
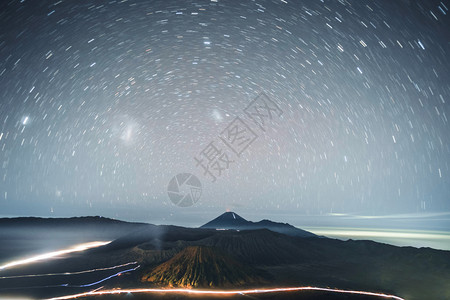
<box><xmin>0</xmin><ymin>0</ymin><xmax>449</xmax><ymax>225</ymax></box>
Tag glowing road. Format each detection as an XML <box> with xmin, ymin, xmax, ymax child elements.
<box><xmin>0</xmin><ymin>242</ymin><xmax>405</xmax><ymax>300</ymax></box>
<box><xmin>0</xmin><ymin>262</ymin><xmax>137</xmax><ymax>279</ymax></box>
<box><xmin>0</xmin><ymin>262</ymin><xmax>141</xmax><ymax>292</ymax></box>
<box><xmin>0</xmin><ymin>241</ymin><xmax>110</xmax><ymax>271</ymax></box>
<box><xmin>44</xmin><ymin>287</ymin><xmax>405</xmax><ymax>300</ymax></box>
<box><xmin>65</xmin><ymin>265</ymin><xmax>140</xmax><ymax>288</ymax></box>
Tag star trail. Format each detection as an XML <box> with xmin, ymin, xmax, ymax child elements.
<box><xmin>0</xmin><ymin>0</ymin><xmax>449</xmax><ymax>223</ymax></box>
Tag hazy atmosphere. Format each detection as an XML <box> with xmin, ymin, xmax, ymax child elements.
<box><xmin>0</xmin><ymin>0</ymin><xmax>449</xmax><ymax>228</ymax></box>
<box><xmin>1</xmin><ymin>2</ymin><xmax>450</xmax><ymax>299</ymax></box>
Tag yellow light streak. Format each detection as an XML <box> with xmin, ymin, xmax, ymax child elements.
<box><xmin>45</xmin><ymin>286</ymin><xmax>405</xmax><ymax>300</ymax></box>
<box><xmin>0</xmin><ymin>241</ymin><xmax>110</xmax><ymax>271</ymax></box>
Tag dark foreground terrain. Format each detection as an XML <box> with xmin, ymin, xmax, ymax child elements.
<box><xmin>73</xmin><ymin>290</ymin><xmax>397</xmax><ymax>300</ymax></box>
<box><xmin>0</xmin><ymin>213</ymin><xmax>449</xmax><ymax>300</ymax></box>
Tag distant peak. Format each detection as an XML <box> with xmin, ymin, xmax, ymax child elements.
<box><xmin>223</xmin><ymin>211</ymin><xmax>238</xmax><ymax>216</ymax></box>
<box><xmin>200</xmin><ymin>212</ymin><xmax>249</xmax><ymax>229</ymax></box>
<box><xmin>218</xmin><ymin>211</ymin><xmax>246</xmax><ymax>221</ymax></box>
<box><xmin>201</xmin><ymin>212</ymin><xmax>316</xmax><ymax>238</ymax></box>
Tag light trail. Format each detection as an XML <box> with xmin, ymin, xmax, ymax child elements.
<box><xmin>0</xmin><ymin>241</ymin><xmax>111</xmax><ymax>271</ymax></box>
<box><xmin>0</xmin><ymin>265</ymin><xmax>140</xmax><ymax>291</ymax></box>
<box><xmin>0</xmin><ymin>262</ymin><xmax>137</xmax><ymax>279</ymax></box>
<box><xmin>68</xmin><ymin>265</ymin><xmax>140</xmax><ymax>287</ymax></box>
<box><xmin>45</xmin><ymin>286</ymin><xmax>405</xmax><ymax>300</ymax></box>
<box><xmin>0</xmin><ymin>242</ymin><xmax>405</xmax><ymax>300</ymax></box>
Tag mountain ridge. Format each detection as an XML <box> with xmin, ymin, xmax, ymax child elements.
<box><xmin>201</xmin><ymin>211</ymin><xmax>317</xmax><ymax>238</ymax></box>
<box><xmin>2</xmin><ymin>213</ymin><xmax>450</xmax><ymax>300</ymax></box>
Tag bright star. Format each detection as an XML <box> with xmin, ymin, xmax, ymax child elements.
<box><xmin>21</xmin><ymin>116</ymin><xmax>30</xmax><ymax>125</ymax></box>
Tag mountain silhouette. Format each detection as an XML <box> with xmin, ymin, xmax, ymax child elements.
<box><xmin>142</xmin><ymin>245</ymin><xmax>264</xmax><ymax>288</ymax></box>
<box><xmin>201</xmin><ymin>211</ymin><xmax>316</xmax><ymax>238</ymax></box>
<box><xmin>2</xmin><ymin>215</ymin><xmax>450</xmax><ymax>300</ymax></box>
